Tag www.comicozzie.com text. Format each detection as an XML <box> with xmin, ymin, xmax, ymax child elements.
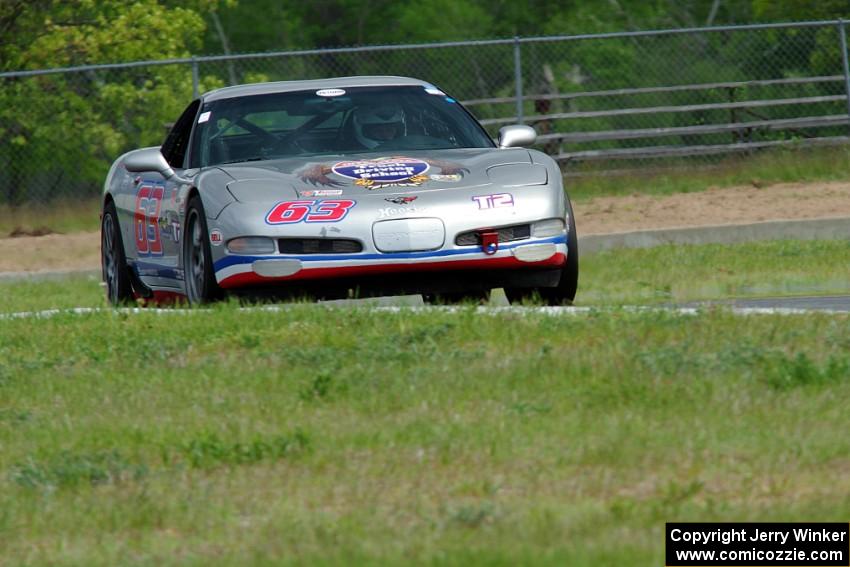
<box><xmin>670</xmin><ymin>526</ymin><xmax>847</xmax><ymax>546</ymax></box>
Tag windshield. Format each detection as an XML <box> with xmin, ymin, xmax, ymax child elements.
<box><xmin>189</xmin><ymin>85</ymin><xmax>494</xmax><ymax>168</ymax></box>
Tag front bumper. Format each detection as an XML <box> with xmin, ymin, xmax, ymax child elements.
<box><xmin>214</xmin><ymin>235</ymin><xmax>568</xmax><ymax>289</ymax></box>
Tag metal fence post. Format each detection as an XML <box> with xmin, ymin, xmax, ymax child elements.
<box><xmin>839</xmin><ymin>19</ymin><xmax>850</xmax><ymax>133</ymax></box>
<box><xmin>191</xmin><ymin>56</ymin><xmax>200</xmax><ymax>99</ymax></box>
<box><xmin>514</xmin><ymin>37</ymin><xmax>523</xmax><ymax>124</ymax></box>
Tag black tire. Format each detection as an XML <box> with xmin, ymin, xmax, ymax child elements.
<box><xmin>546</xmin><ymin>196</ymin><xmax>579</xmax><ymax>303</ymax></box>
<box><xmin>505</xmin><ymin>198</ymin><xmax>579</xmax><ymax>306</ymax></box>
<box><xmin>101</xmin><ymin>200</ymin><xmax>133</xmax><ymax>305</ymax></box>
<box><xmin>183</xmin><ymin>196</ymin><xmax>222</xmax><ymax>304</ymax></box>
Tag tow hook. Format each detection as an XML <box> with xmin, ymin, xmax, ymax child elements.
<box><xmin>480</xmin><ymin>230</ymin><xmax>499</xmax><ymax>255</ymax></box>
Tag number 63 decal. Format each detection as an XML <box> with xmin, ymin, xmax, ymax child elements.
<box><xmin>134</xmin><ymin>184</ymin><xmax>165</xmax><ymax>256</ymax></box>
<box><xmin>266</xmin><ymin>199</ymin><xmax>356</xmax><ymax>224</ymax></box>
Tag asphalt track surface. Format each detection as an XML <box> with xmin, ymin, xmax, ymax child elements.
<box><xmin>681</xmin><ymin>295</ymin><xmax>850</xmax><ymax>312</ymax></box>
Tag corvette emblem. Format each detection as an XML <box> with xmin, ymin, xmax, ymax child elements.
<box><xmin>384</xmin><ymin>196</ymin><xmax>417</xmax><ymax>205</ymax></box>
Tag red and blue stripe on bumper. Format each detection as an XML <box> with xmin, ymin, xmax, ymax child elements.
<box><xmin>214</xmin><ymin>235</ymin><xmax>568</xmax><ymax>289</ymax></box>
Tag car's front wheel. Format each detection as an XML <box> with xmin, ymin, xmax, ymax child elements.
<box><xmin>505</xmin><ymin>200</ymin><xmax>579</xmax><ymax>306</ymax></box>
<box><xmin>101</xmin><ymin>200</ymin><xmax>133</xmax><ymax>305</ymax></box>
<box><xmin>183</xmin><ymin>196</ymin><xmax>222</xmax><ymax>304</ymax></box>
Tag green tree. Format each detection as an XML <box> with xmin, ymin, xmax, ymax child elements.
<box><xmin>0</xmin><ymin>0</ymin><xmax>220</xmax><ymax>203</ymax></box>
<box><xmin>752</xmin><ymin>0</ymin><xmax>850</xmax><ymax>21</ymax></box>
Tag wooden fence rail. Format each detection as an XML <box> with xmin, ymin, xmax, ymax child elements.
<box><xmin>461</xmin><ymin>75</ymin><xmax>845</xmax><ymax>107</ymax></box>
<box><xmin>536</xmin><ymin>115</ymin><xmax>850</xmax><ymax>144</ymax></box>
<box><xmin>463</xmin><ymin>73</ymin><xmax>850</xmax><ymax>164</ymax></box>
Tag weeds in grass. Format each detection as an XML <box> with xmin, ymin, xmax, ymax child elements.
<box><xmin>658</xmin><ymin>478</ymin><xmax>705</xmax><ymax>510</ymax></box>
<box><xmin>632</xmin><ymin>339</ymin><xmax>850</xmax><ymax>391</ymax></box>
<box><xmin>509</xmin><ymin>400</ymin><xmax>553</xmax><ymax>416</ymax></box>
<box><xmin>766</xmin><ymin>353</ymin><xmax>850</xmax><ymax>390</ymax></box>
<box><xmin>398</xmin><ymin>321</ymin><xmax>456</xmax><ymax>350</ymax></box>
<box><xmin>10</xmin><ymin>450</ymin><xmax>147</xmax><ymax>491</ymax></box>
<box><xmin>635</xmin><ymin>345</ymin><xmax>699</xmax><ymax>378</ymax></box>
<box><xmin>9</xmin><ymin>432</ymin><xmax>311</xmax><ymax>492</ymax></box>
<box><xmin>300</xmin><ymin>372</ymin><xmax>335</xmax><ymax>402</ymax></box>
<box><xmin>178</xmin><ymin>431</ymin><xmax>310</xmax><ymax>469</ymax></box>
<box><xmin>237</xmin><ymin>331</ymin><xmax>262</xmax><ymax>349</ymax></box>
<box><xmin>0</xmin><ymin>408</ymin><xmax>33</xmax><ymax>424</ymax></box>
<box><xmin>447</xmin><ymin>501</ymin><xmax>497</xmax><ymax>529</ymax></box>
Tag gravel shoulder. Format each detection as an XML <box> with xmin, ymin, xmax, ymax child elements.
<box><xmin>1</xmin><ymin>231</ymin><xmax>101</xmax><ymax>274</ymax></box>
<box><xmin>3</xmin><ymin>180</ymin><xmax>850</xmax><ymax>274</ymax></box>
<box><xmin>576</xmin><ymin>180</ymin><xmax>850</xmax><ymax>234</ymax></box>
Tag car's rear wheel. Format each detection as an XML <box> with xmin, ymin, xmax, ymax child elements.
<box><xmin>101</xmin><ymin>200</ymin><xmax>133</xmax><ymax>305</ymax></box>
<box><xmin>183</xmin><ymin>196</ymin><xmax>222</xmax><ymax>304</ymax></box>
<box><xmin>505</xmin><ymin>200</ymin><xmax>579</xmax><ymax>306</ymax></box>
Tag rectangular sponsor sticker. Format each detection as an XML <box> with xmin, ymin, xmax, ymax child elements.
<box><xmin>300</xmin><ymin>189</ymin><xmax>343</xmax><ymax>197</ymax></box>
<box><xmin>666</xmin><ymin>523</ymin><xmax>849</xmax><ymax>566</ymax></box>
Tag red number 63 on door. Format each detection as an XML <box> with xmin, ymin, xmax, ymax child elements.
<box><xmin>134</xmin><ymin>184</ymin><xmax>165</xmax><ymax>256</ymax></box>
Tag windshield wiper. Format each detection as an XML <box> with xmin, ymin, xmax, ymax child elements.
<box><xmin>219</xmin><ymin>156</ymin><xmax>267</xmax><ymax>165</ymax></box>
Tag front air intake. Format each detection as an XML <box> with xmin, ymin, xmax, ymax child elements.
<box><xmin>278</xmin><ymin>238</ymin><xmax>363</xmax><ymax>254</ymax></box>
<box><xmin>455</xmin><ymin>224</ymin><xmax>531</xmax><ymax>246</ymax></box>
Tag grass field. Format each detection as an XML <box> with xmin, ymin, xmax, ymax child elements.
<box><xmin>1</xmin><ymin>305</ymin><xmax>849</xmax><ymax>565</ymax></box>
<box><xmin>579</xmin><ymin>239</ymin><xmax>850</xmax><ymax>305</ymax></box>
<box><xmin>565</xmin><ymin>145</ymin><xmax>850</xmax><ymax>201</ymax></box>
<box><xmin>1</xmin><ymin>239</ymin><xmax>848</xmax><ymax>314</ymax></box>
<box><xmin>1</xmin><ymin>239</ymin><xmax>848</xmax><ymax>565</ymax></box>
<box><xmin>0</xmin><ymin>197</ymin><xmax>100</xmax><ymax>237</ymax></box>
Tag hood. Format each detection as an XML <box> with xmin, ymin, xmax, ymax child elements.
<box><xmin>220</xmin><ymin>148</ymin><xmax>545</xmax><ymax>203</ymax></box>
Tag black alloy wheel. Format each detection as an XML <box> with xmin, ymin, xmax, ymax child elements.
<box><xmin>101</xmin><ymin>200</ymin><xmax>133</xmax><ymax>305</ymax></box>
<box><xmin>183</xmin><ymin>196</ymin><xmax>222</xmax><ymax>304</ymax></box>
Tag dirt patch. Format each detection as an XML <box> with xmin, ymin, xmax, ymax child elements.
<box><xmin>8</xmin><ymin>226</ymin><xmax>57</xmax><ymax>238</ymax></box>
<box><xmin>0</xmin><ymin>231</ymin><xmax>100</xmax><ymax>274</ymax></box>
<box><xmin>2</xmin><ymin>180</ymin><xmax>850</xmax><ymax>274</ymax></box>
<box><xmin>575</xmin><ymin>180</ymin><xmax>850</xmax><ymax>234</ymax></box>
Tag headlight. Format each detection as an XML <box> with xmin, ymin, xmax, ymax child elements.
<box><xmin>531</xmin><ymin>218</ymin><xmax>565</xmax><ymax>238</ymax></box>
<box><xmin>486</xmin><ymin>164</ymin><xmax>548</xmax><ymax>186</ymax></box>
<box><xmin>226</xmin><ymin>236</ymin><xmax>276</xmax><ymax>254</ymax></box>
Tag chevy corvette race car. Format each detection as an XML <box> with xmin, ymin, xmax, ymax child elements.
<box><xmin>101</xmin><ymin>76</ymin><xmax>578</xmax><ymax>305</ymax></box>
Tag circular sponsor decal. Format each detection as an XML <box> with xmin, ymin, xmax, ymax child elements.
<box><xmin>316</xmin><ymin>88</ymin><xmax>345</xmax><ymax>97</ymax></box>
<box><xmin>209</xmin><ymin>229</ymin><xmax>223</xmax><ymax>246</ymax></box>
<box><xmin>332</xmin><ymin>158</ymin><xmax>429</xmax><ymax>183</ymax></box>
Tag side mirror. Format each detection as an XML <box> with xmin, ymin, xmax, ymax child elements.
<box><xmin>498</xmin><ymin>125</ymin><xmax>537</xmax><ymax>149</ymax></box>
<box><xmin>124</xmin><ymin>147</ymin><xmax>191</xmax><ymax>184</ymax></box>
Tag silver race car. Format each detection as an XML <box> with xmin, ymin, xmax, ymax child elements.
<box><xmin>101</xmin><ymin>76</ymin><xmax>578</xmax><ymax>305</ymax></box>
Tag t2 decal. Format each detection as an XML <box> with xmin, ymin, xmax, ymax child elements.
<box><xmin>134</xmin><ymin>184</ymin><xmax>165</xmax><ymax>256</ymax></box>
<box><xmin>472</xmin><ymin>193</ymin><xmax>514</xmax><ymax>210</ymax></box>
<box><xmin>266</xmin><ymin>199</ymin><xmax>356</xmax><ymax>224</ymax></box>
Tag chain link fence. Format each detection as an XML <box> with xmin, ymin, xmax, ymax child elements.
<box><xmin>2</xmin><ymin>20</ymin><xmax>850</xmax><ymax>206</ymax></box>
